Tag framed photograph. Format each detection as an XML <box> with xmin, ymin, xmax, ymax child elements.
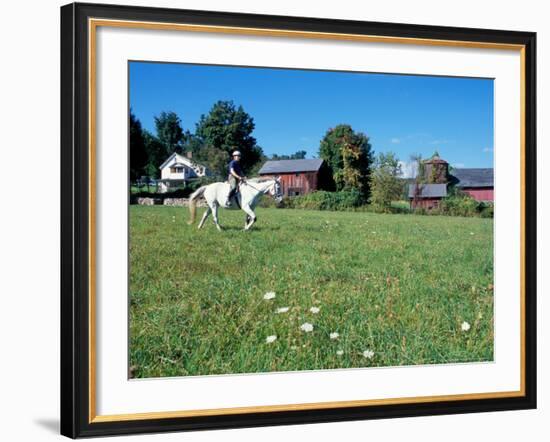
<box><xmin>60</xmin><ymin>2</ymin><xmax>537</xmax><ymax>438</ymax></box>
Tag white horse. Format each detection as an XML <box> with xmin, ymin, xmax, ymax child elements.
<box><xmin>187</xmin><ymin>177</ymin><xmax>283</xmax><ymax>231</ymax></box>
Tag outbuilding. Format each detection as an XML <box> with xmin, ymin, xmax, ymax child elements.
<box><xmin>408</xmin><ymin>183</ymin><xmax>448</xmax><ymax>210</ymax></box>
<box><xmin>258</xmin><ymin>158</ymin><xmax>326</xmax><ymax>196</ymax></box>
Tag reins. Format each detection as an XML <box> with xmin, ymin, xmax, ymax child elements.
<box><xmin>241</xmin><ymin>180</ymin><xmax>271</xmax><ymax>193</ymax></box>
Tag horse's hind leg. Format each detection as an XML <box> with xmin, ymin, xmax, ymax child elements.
<box><xmin>197</xmin><ymin>206</ymin><xmax>211</xmax><ymax>229</ymax></box>
<box><xmin>212</xmin><ymin>203</ymin><xmax>223</xmax><ymax>231</ymax></box>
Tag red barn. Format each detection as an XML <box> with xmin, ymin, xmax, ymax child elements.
<box><xmin>407</xmin><ymin>154</ymin><xmax>494</xmax><ymax>208</ymax></box>
<box><xmin>258</xmin><ymin>159</ymin><xmax>325</xmax><ymax>196</ymax></box>
<box><xmin>450</xmin><ymin>168</ymin><xmax>494</xmax><ymax>202</ymax></box>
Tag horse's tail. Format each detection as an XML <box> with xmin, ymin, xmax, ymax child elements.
<box><xmin>187</xmin><ymin>185</ymin><xmax>207</xmax><ymax>225</ymax></box>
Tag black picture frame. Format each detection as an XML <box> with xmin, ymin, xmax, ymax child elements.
<box><xmin>61</xmin><ymin>2</ymin><xmax>537</xmax><ymax>438</ymax></box>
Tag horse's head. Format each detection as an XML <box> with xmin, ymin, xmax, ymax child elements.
<box><xmin>272</xmin><ymin>176</ymin><xmax>283</xmax><ymax>203</ymax></box>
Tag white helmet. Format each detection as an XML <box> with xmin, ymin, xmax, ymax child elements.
<box><xmin>232</xmin><ymin>150</ymin><xmax>241</xmax><ymax>157</ymax></box>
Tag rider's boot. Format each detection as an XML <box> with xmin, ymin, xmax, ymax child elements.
<box><xmin>225</xmin><ymin>191</ymin><xmax>234</xmax><ymax>208</ymax></box>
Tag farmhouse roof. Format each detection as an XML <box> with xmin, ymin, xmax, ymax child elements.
<box><xmin>450</xmin><ymin>168</ymin><xmax>494</xmax><ymax>188</ymax></box>
<box><xmin>258</xmin><ymin>159</ymin><xmax>324</xmax><ymax>174</ymax></box>
<box><xmin>159</xmin><ymin>152</ymin><xmax>206</xmax><ymax>171</ymax></box>
<box><xmin>408</xmin><ymin>183</ymin><xmax>448</xmax><ymax>198</ymax></box>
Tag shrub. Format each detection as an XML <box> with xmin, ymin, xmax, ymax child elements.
<box><xmin>479</xmin><ymin>202</ymin><xmax>494</xmax><ymax>218</ymax></box>
<box><xmin>436</xmin><ymin>194</ymin><xmax>494</xmax><ymax>218</ymax></box>
<box><xmin>288</xmin><ymin>190</ymin><xmax>365</xmax><ymax>211</ymax></box>
<box><xmin>257</xmin><ymin>197</ymin><xmax>281</xmax><ymax>208</ymax></box>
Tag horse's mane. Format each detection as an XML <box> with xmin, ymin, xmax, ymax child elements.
<box><xmin>248</xmin><ymin>177</ymin><xmax>275</xmax><ymax>183</ymax></box>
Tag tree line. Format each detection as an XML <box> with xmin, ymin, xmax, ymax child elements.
<box><xmin>130</xmin><ymin>100</ymin><xmax>263</xmax><ymax>181</ymax></box>
<box><xmin>130</xmin><ymin>99</ymin><xmax>404</xmax><ymax>206</ymax></box>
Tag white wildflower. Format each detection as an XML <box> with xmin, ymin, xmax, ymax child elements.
<box><xmin>363</xmin><ymin>349</ymin><xmax>375</xmax><ymax>359</ymax></box>
<box><xmin>336</xmin><ymin>350</ymin><xmax>344</xmax><ymax>356</ymax></box>
<box><xmin>329</xmin><ymin>332</ymin><xmax>340</xmax><ymax>340</ymax></box>
<box><xmin>470</xmin><ymin>232</ymin><xmax>475</xmax><ymax>235</ymax></box>
<box><xmin>265</xmin><ymin>335</ymin><xmax>277</xmax><ymax>344</ymax></box>
<box><xmin>300</xmin><ymin>322</ymin><xmax>314</xmax><ymax>333</ymax></box>
<box><xmin>276</xmin><ymin>306</ymin><xmax>290</xmax><ymax>313</ymax></box>
<box><xmin>263</xmin><ymin>292</ymin><xmax>276</xmax><ymax>300</ymax></box>
<box><xmin>309</xmin><ymin>306</ymin><xmax>320</xmax><ymax>314</ymax></box>
<box><xmin>461</xmin><ymin>321</ymin><xmax>471</xmax><ymax>332</ymax></box>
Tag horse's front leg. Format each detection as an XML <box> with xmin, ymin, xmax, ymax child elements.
<box><xmin>212</xmin><ymin>203</ymin><xmax>223</xmax><ymax>231</ymax></box>
<box><xmin>242</xmin><ymin>205</ymin><xmax>256</xmax><ymax>231</ymax></box>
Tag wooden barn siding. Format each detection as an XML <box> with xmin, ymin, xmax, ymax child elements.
<box><xmin>280</xmin><ymin>172</ymin><xmax>318</xmax><ymax>195</ymax></box>
<box><xmin>260</xmin><ymin>172</ymin><xmax>318</xmax><ymax>195</ymax></box>
<box><xmin>462</xmin><ymin>187</ymin><xmax>494</xmax><ymax>202</ymax></box>
<box><xmin>410</xmin><ymin>198</ymin><xmax>442</xmax><ymax>210</ymax></box>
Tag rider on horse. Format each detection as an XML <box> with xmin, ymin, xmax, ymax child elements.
<box><xmin>225</xmin><ymin>150</ymin><xmax>246</xmax><ymax>208</ymax></box>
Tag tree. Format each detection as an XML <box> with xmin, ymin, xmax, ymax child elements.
<box><xmin>154</xmin><ymin>111</ymin><xmax>184</xmax><ymax>156</ymax></box>
<box><xmin>192</xmin><ymin>144</ymin><xmax>229</xmax><ymax>179</ymax></box>
<box><xmin>408</xmin><ymin>153</ymin><xmax>425</xmax><ymax>207</ymax></box>
<box><xmin>271</xmin><ymin>150</ymin><xmax>307</xmax><ymax>160</ymax></box>
<box><xmin>369</xmin><ymin>152</ymin><xmax>404</xmax><ymax>208</ymax></box>
<box><xmin>129</xmin><ymin>111</ymin><xmax>147</xmax><ymax>181</ymax></box>
<box><xmin>142</xmin><ymin>129</ymin><xmax>165</xmax><ymax>179</ymax></box>
<box><xmin>318</xmin><ymin>124</ymin><xmax>373</xmax><ymax>196</ymax></box>
<box><xmin>409</xmin><ymin>153</ymin><xmax>424</xmax><ymax>183</ymax></box>
<box><xmin>194</xmin><ymin>100</ymin><xmax>263</xmax><ymax>173</ymax></box>
<box><xmin>248</xmin><ymin>149</ymin><xmax>268</xmax><ymax>177</ymax></box>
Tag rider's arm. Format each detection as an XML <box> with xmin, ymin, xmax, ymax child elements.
<box><xmin>230</xmin><ymin>167</ymin><xmax>244</xmax><ymax>180</ymax></box>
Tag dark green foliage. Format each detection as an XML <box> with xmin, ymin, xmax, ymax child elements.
<box><xmin>142</xmin><ymin>129</ymin><xmax>165</xmax><ymax>179</ymax></box>
<box><xmin>129</xmin><ymin>111</ymin><xmax>147</xmax><ymax>181</ymax></box>
<box><xmin>154</xmin><ymin>111</ymin><xmax>184</xmax><ymax>156</ymax></box>
<box><xmin>190</xmin><ymin>144</ymin><xmax>230</xmax><ymax>179</ymax></box>
<box><xmin>479</xmin><ymin>203</ymin><xmax>494</xmax><ymax>218</ymax></box>
<box><xmin>317</xmin><ymin>161</ymin><xmax>336</xmax><ymax>191</ymax></box>
<box><xmin>286</xmin><ymin>190</ymin><xmax>365</xmax><ymax>211</ymax></box>
<box><xmin>318</xmin><ymin>124</ymin><xmax>373</xmax><ymax>197</ymax></box>
<box><xmin>438</xmin><ymin>196</ymin><xmax>480</xmax><ymax>216</ymax></box>
<box><xmin>427</xmin><ymin>191</ymin><xmax>494</xmax><ymax>218</ymax></box>
<box><xmin>271</xmin><ymin>150</ymin><xmax>307</xmax><ymax>160</ymax></box>
<box><xmin>194</xmin><ymin>100</ymin><xmax>263</xmax><ymax>173</ymax></box>
<box><xmin>247</xmin><ymin>150</ymin><xmax>269</xmax><ymax>177</ymax></box>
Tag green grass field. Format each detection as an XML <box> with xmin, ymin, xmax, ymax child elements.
<box><xmin>129</xmin><ymin>206</ymin><xmax>494</xmax><ymax>378</ymax></box>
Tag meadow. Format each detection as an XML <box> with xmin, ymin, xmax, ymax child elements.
<box><xmin>129</xmin><ymin>206</ymin><xmax>494</xmax><ymax>378</ymax></box>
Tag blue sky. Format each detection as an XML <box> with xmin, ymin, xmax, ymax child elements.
<box><xmin>129</xmin><ymin>61</ymin><xmax>494</xmax><ymax>173</ymax></box>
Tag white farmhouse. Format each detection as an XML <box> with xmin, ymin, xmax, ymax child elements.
<box><xmin>158</xmin><ymin>152</ymin><xmax>211</xmax><ymax>193</ymax></box>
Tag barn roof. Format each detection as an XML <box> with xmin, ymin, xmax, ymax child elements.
<box><xmin>408</xmin><ymin>183</ymin><xmax>448</xmax><ymax>198</ymax></box>
<box><xmin>258</xmin><ymin>159</ymin><xmax>324</xmax><ymax>174</ymax></box>
<box><xmin>450</xmin><ymin>168</ymin><xmax>494</xmax><ymax>188</ymax></box>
